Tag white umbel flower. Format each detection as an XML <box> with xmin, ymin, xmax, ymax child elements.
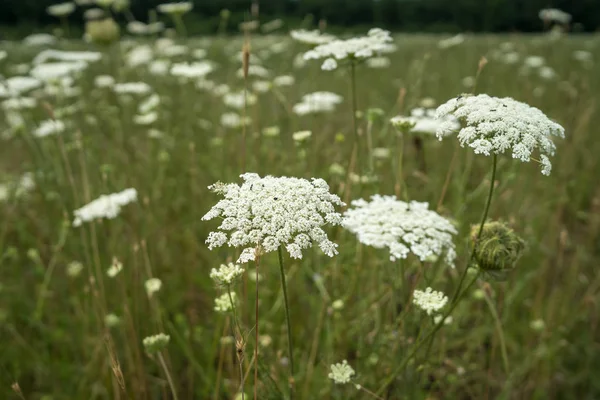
<box><xmin>34</xmin><ymin>119</ymin><xmax>65</xmax><ymax>138</ymax></box>
<box><xmin>304</xmin><ymin>28</ymin><xmax>394</xmax><ymax>70</ymax></box>
<box><xmin>73</xmin><ymin>188</ymin><xmax>137</xmax><ymax>226</ymax></box>
<box><xmin>343</xmin><ymin>195</ymin><xmax>457</xmax><ymax>266</ymax></box>
<box><xmin>290</xmin><ymin>29</ymin><xmax>335</xmax><ymax>45</ymax></box>
<box><xmin>157</xmin><ymin>2</ymin><xmax>192</xmax><ymax>14</ymax></box>
<box><xmin>210</xmin><ymin>263</ymin><xmax>244</xmax><ymax>286</ymax></box>
<box><xmin>214</xmin><ymin>292</ymin><xmax>237</xmax><ymax>313</ymax></box>
<box><xmin>391</xmin><ymin>107</ymin><xmax>459</xmax><ymax>135</ymax></box>
<box><xmin>435</xmin><ymin>94</ymin><xmax>565</xmax><ymax>175</ymax></box>
<box><xmin>145</xmin><ymin>278</ymin><xmax>162</xmax><ymax>297</ymax></box>
<box><xmin>170</xmin><ymin>62</ymin><xmax>214</xmax><ymax>79</ymax></box>
<box><xmin>538</xmin><ymin>8</ymin><xmax>571</xmax><ymax>24</ymax></box>
<box><xmin>293</xmin><ymin>91</ymin><xmax>343</xmax><ymax>116</ymax></box>
<box><xmin>202</xmin><ymin>173</ymin><xmax>344</xmax><ymax>264</ymax></box>
<box><xmin>47</xmin><ymin>2</ymin><xmax>76</xmax><ymax>17</ymax></box>
<box><xmin>413</xmin><ymin>287</ymin><xmax>448</xmax><ymax>315</ymax></box>
<box><xmin>328</xmin><ymin>360</ymin><xmax>355</xmax><ymax>384</ymax></box>
<box><xmin>143</xmin><ymin>333</ymin><xmax>170</xmax><ymax>353</ymax></box>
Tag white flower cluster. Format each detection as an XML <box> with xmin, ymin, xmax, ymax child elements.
<box><xmin>343</xmin><ymin>195</ymin><xmax>457</xmax><ymax>266</ymax></box>
<box><xmin>157</xmin><ymin>2</ymin><xmax>193</xmax><ymax>14</ymax></box>
<box><xmin>73</xmin><ymin>188</ymin><xmax>137</xmax><ymax>227</ymax></box>
<box><xmin>290</xmin><ymin>29</ymin><xmax>336</xmax><ymax>45</ymax></box>
<box><xmin>202</xmin><ymin>173</ymin><xmax>344</xmax><ymax>263</ymax></box>
<box><xmin>34</xmin><ymin>119</ymin><xmax>65</xmax><ymax>138</ymax></box>
<box><xmin>328</xmin><ymin>360</ymin><xmax>355</xmax><ymax>384</ymax></box>
<box><xmin>539</xmin><ymin>8</ymin><xmax>572</xmax><ymax>24</ymax></box>
<box><xmin>142</xmin><ymin>333</ymin><xmax>170</xmax><ymax>353</ymax></box>
<box><xmin>413</xmin><ymin>287</ymin><xmax>448</xmax><ymax>315</ymax></box>
<box><xmin>293</xmin><ymin>91</ymin><xmax>343</xmax><ymax>115</ymax></box>
<box><xmin>391</xmin><ymin>107</ymin><xmax>459</xmax><ymax>136</ymax></box>
<box><xmin>170</xmin><ymin>62</ymin><xmax>214</xmax><ymax>79</ymax></box>
<box><xmin>145</xmin><ymin>278</ymin><xmax>162</xmax><ymax>297</ymax></box>
<box><xmin>435</xmin><ymin>94</ymin><xmax>565</xmax><ymax>175</ymax></box>
<box><xmin>210</xmin><ymin>263</ymin><xmax>244</xmax><ymax>286</ymax></box>
<box><xmin>214</xmin><ymin>292</ymin><xmax>237</xmax><ymax>313</ymax></box>
<box><xmin>303</xmin><ymin>28</ymin><xmax>394</xmax><ymax>70</ymax></box>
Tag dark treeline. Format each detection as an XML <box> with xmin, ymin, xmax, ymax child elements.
<box><xmin>1</xmin><ymin>0</ymin><xmax>599</xmax><ymax>34</ymax></box>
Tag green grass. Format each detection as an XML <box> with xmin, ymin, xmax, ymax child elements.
<box><xmin>1</xmin><ymin>33</ymin><xmax>599</xmax><ymax>399</ymax></box>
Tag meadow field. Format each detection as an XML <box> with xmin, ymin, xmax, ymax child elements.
<box><xmin>0</xmin><ymin>29</ymin><xmax>599</xmax><ymax>400</ymax></box>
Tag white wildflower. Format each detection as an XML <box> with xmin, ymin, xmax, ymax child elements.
<box><xmin>66</xmin><ymin>261</ymin><xmax>84</xmax><ymax>277</ymax></box>
<box><xmin>433</xmin><ymin>314</ymin><xmax>453</xmax><ymax>325</ymax></box>
<box><xmin>293</xmin><ymin>91</ymin><xmax>343</xmax><ymax>115</ymax></box>
<box><xmin>413</xmin><ymin>287</ymin><xmax>448</xmax><ymax>315</ymax></box>
<box><xmin>292</xmin><ymin>130</ymin><xmax>312</xmax><ymax>142</ymax></box>
<box><xmin>328</xmin><ymin>360</ymin><xmax>355</xmax><ymax>384</ymax></box>
<box><xmin>23</xmin><ymin>33</ymin><xmax>57</xmax><ymax>46</ymax></box>
<box><xmin>435</xmin><ymin>94</ymin><xmax>565</xmax><ymax>175</ymax></box>
<box><xmin>321</xmin><ymin>58</ymin><xmax>338</xmax><ymax>71</ymax></box>
<box><xmin>157</xmin><ymin>2</ymin><xmax>192</xmax><ymax>14</ymax></box>
<box><xmin>304</xmin><ymin>28</ymin><xmax>394</xmax><ymax>69</ymax></box>
<box><xmin>30</xmin><ymin>62</ymin><xmax>87</xmax><ymax>82</ymax></box>
<box><xmin>138</xmin><ymin>94</ymin><xmax>160</xmax><ymax>114</ymax></box>
<box><xmin>113</xmin><ymin>82</ymin><xmax>152</xmax><ymax>95</ymax></box>
<box><xmin>290</xmin><ymin>29</ymin><xmax>335</xmax><ymax>45</ymax></box>
<box><xmin>134</xmin><ymin>112</ymin><xmax>158</xmax><ymax>125</ymax></box>
<box><xmin>142</xmin><ymin>333</ymin><xmax>170</xmax><ymax>353</ymax></box>
<box><xmin>145</xmin><ymin>278</ymin><xmax>162</xmax><ymax>297</ymax></box>
<box><xmin>0</xmin><ymin>76</ymin><xmax>42</xmax><ymax>97</ymax></box>
<box><xmin>237</xmin><ymin>64</ymin><xmax>270</xmax><ymax>79</ymax></box>
<box><xmin>214</xmin><ymin>292</ymin><xmax>237</xmax><ymax>313</ymax></box>
<box><xmin>126</xmin><ymin>45</ymin><xmax>153</xmax><ymax>68</ymax></box>
<box><xmin>273</xmin><ymin>75</ymin><xmax>295</xmax><ymax>87</ymax></box>
<box><xmin>366</xmin><ymin>56</ymin><xmax>390</xmax><ymax>68</ymax></box>
<box><xmin>252</xmin><ymin>80</ymin><xmax>271</xmax><ymax>93</ymax></box>
<box><xmin>34</xmin><ymin>120</ymin><xmax>65</xmax><ymax>138</ymax></box>
<box><xmin>220</xmin><ymin>112</ymin><xmax>250</xmax><ymax>128</ymax></box>
<box><xmin>343</xmin><ymin>195</ymin><xmax>457</xmax><ymax>266</ymax></box>
<box><xmin>202</xmin><ymin>173</ymin><xmax>344</xmax><ymax>263</ymax></box>
<box><xmin>47</xmin><ymin>2</ymin><xmax>76</xmax><ymax>17</ymax></box>
<box><xmin>2</xmin><ymin>97</ymin><xmax>37</xmax><ymax>111</ymax></box>
<box><xmin>391</xmin><ymin>108</ymin><xmax>459</xmax><ymax>136</ymax></box>
<box><xmin>438</xmin><ymin>34</ymin><xmax>465</xmax><ymax>49</ymax></box>
<box><xmin>170</xmin><ymin>62</ymin><xmax>214</xmax><ymax>79</ymax></box>
<box><xmin>72</xmin><ymin>188</ymin><xmax>137</xmax><ymax>226</ymax></box>
<box><xmin>107</xmin><ymin>258</ymin><xmax>123</xmax><ymax>278</ymax></box>
<box><xmin>539</xmin><ymin>8</ymin><xmax>571</xmax><ymax>24</ymax></box>
<box><xmin>94</xmin><ymin>75</ymin><xmax>115</xmax><ymax>88</ymax></box>
<box><xmin>210</xmin><ymin>263</ymin><xmax>244</xmax><ymax>286</ymax></box>
<box><xmin>223</xmin><ymin>91</ymin><xmax>257</xmax><ymax>109</ymax></box>
<box><xmin>148</xmin><ymin>60</ymin><xmax>170</xmax><ymax>76</ymax></box>
<box><xmin>105</xmin><ymin>313</ymin><xmax>120</xmax><ymax>327</ymax></box>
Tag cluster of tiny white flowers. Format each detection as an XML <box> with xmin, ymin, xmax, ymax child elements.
<box><xmin>292</xmin><ymin>91</ymin><xmax>343</xmax><ymax>116</ymax></box>
<box><xmin>391</xmin><ymin>108</ymin><xmax>459</xmax><ymax>136</ymax></box>
<box><xmin>303</xmin><ymin>28</ymin><xmax>394</xmax><ymax>70</ymax></box>
<box><xmin>210</xmin><ymin>263</ymin><xmax>244</xmax><ymax>286</ymax></box>
<box><xmin>290</xmin><ymin>29</ymin><xmax>336</xmax><ymax>45</ymax></box>
<box><xmin>220</xmin><ymin>112</ymin><xmax>250</xmax><ymax>128</ymax></box>
<box><xmin>73</xmin><ymin>188</ymin><xmax>137</xmax><ymax>227</ymax></box>
<box><xmin>538</xmin><ymin>8</ymin><xmax>571</xmax><ymax>24</ymax></box>
<box><xmin>34</xmin><ymin>119</ymin><xmax>65</xmax><ymax>138</ymax></box>
<box><xmin>435</xmin><ymin>94</ymin><xmax>565</xmax><ymax>175</ymax></box>
<box><xmin>170</xmin><ymin>62</ymin><xmax>214</xmax><ymax>79</ymax></box>
<box><xmin>145</xmin><ymin>278</ymin><xmax>162</xmax><ymax>297</ymax></box>
<box><xmin>157</xmin><ymin>1</ymin><xmax>193</xmax><ymax>14</ymax></box>
<box><xmin>113</xmin><ymin>82</ymin><xmax>152</xmax><ymax>95</ymax></box>
<box><xmin>328</xmin><ymin>360</ymin><xmax>355</xmax><ymax>384</ymax></box>
<box><xmin>142</xmin><ymin>333</ymin><xmax>170</xmax><ymax>353</ymax></box>
<box><xmin>343</xmin><ymin>195</ymin><xmax>457</xmax><ymax>266</ymax></box>
<box><xmin>202</xmin><ymin>173</ymin><xmax>344</xmax><ymax>263</ymax></box>
<box><xmin>214</xmin><ymin>292</ymin><xmax>237</xmax><ymax>312</ymax></box>
<box><xmin>413</xmin><ymin>287</ymin><xmax>448</xmax><ymax>315</ymax></box>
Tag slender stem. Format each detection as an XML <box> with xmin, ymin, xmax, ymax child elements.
<box><xmin>482</xmin><ymin>291</ymin><xmax>510</xmax><ymax>374</ymax></box>
<box><xmin>278</xmin><ymin>246</ymin><xmax>295</xmax><ymax>399</ymax></box>
<box><xmin>376</xmin><ymin>154</ymin><xmax>498</xmax><ymax>395</ymax></box>
<box><xmin>349</xmin><ymin>60</ymin><xmax>361</xmax><ymax>176</ymax></box>
<box><xmin>157</xmin><ymin>352</ymin><xmax>179</xmax><ymax>400</ymax></box>
<box><xmin>254</xmin><ymin>253</ymin><xmax>260</xmax><ymax>400</ymax></box>
<box><xmin>227</xmin><ymin>287</ymin><xmax>245</xmax><ymax>398</ymax></box>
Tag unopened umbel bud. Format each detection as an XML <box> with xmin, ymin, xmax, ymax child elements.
<box><xmin>471</xmin><ymin>221</ymin><xmax>525</xmax><ymax>279</ymax></box>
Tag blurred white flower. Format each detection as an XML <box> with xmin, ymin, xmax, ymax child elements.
<box><xmin>321</xmin><ymin>58</ymin><xmax>338</xmax><ymax>71</ymax></box>
<box><xmin>2</xmin><ymin>97</ymin><xmax>36</xmax><ymax>111</ymax></box>
<box><xmin>293</xmin><ymin>91</ymin><xmax>343</xmax><ymax>115</ymax></box>
<box><xmin>237</xmin><ymin>64</ymin><xmax>270</xmax><ymax>79</ymax></box>
<box><xmin>214</xmin><ymin>292</ymin><xmax>237</xmax><ymax>312</ymax></box>
<box><xmin>202</xmin><ymin>173</ymin><xmax>344</xmax><ymax>263</ymax></box>
<box><xmin>34</xmin><ymin>120</ymin><xmax>65</xmax><ymax>138</ymax></box>
<box><xmin>47</xmin><ymin>2</ymin><xmax>76</xmax><ymax>17</ymax></box>
<box><xmin>328</xmin><ymin>360</ymin><xmax>355</xmax><ymax>384</ymax></box>
<box><xmin>148</xmin><ymin>59</ymin><xmax>170</xmax><ymax>76</ymax></box>
<box><xmin>391</xmin><ymin>108</ymin><xmax>459</xmax><ymax>136</ymax></box>
<box><xmin>290</xmin><ymin>29</ymin><xmax>335</xmax><ymax>45</ymax></box>
<box><xmin>157</xmin><ymin>2</ymin><xmax>193</xmax><ymax>14</ymax></box>
<box><xmin>434</xmin><ymin>314</ymin><xmax>453</xmax><ymax>325</ymax></box>
<box><xmin>67</xmin><ymin>261</ymin><xmax>84</xmax><ymax>277</ymax></box>
<box><xmin>210</xmin><ymin>263</ymin><xmax>244</xmax><ymax>286</ymax></box>
<box><xmin>220</xmin><ymin>112</ymin><xmax>250</xmax><ymax>128</ymax></box>
<box><xmin>143</xmin><ymin>333</ymin><xmax>170</xmax><ymax>353</ymax></box>
<box><xmin>134</xmin><ymin>112</ymin><xmax>158</xmax><ymax>125</ymax></box>
<box><xmin>0</xmin><ymin>76</ymin><xmax>42</xmax><ymax>97</ymax></box>
<box><xmin>94</xmin><ymin>75</ymin><xmax>115</xmax><ymax>88</ymax></box>
<box><xmin>344</xmin><ymin>195</ymin><xmax>457</xmax><ymax>265</ymax></box>
<box><xmin>171</xmin><ymin>62</ymin><xmax>214</xmax><ymax>79</ymax></box>
<box><xmin>438</xmin><ymin>34</ymin><xmax>465</xmax><ymax>49</ymax></box>
<box><xmin>252</xmin><ymin>80</ymin><xmax>271</xmax><ymax>93</ymax></box>
<box><xmin>107</xmin><ymin>258</ymin><xmax>123</xmax><ymax>278</ymax></box>
<box><xmin>413</xmin><ymin>287</ymin><xmax>448</xmax><ymax>315</ymax></box>
<box><xmin>435</xmin><ymin>94</ymin><xmax>565</xmax><ymax>175</ymax></box>
<box><xmin>30</xmin><ymin>62</ymin><xmax>87</xmax><ymax>82</ymax></box>
<box><xmin>539</xmin><ymin>8</ymin><xmax>571</xmax><ymax>24</ymax></box>
<box><xmin>366</xmin><ymin>56</ymin><xmax>390</xmax><ymax>68</ymax></box>
<box><xmin>73</xmin><ymin>188</ymin><xmax>137</xmax><ymax>226</ymax></box>
<box><xmin>23</xmin><ymin>33</ymin><xmax>57</xmax><ymax>46</ymax></box>
<box><xmin>113</xmin><ymin>82</ymin><xmax>152</xmax><ymax>95</ymax></box>
<box><xmin>273</xmin><ymin>75</ymin><xmax>295</xmax><ymax>87</ymax></box>
<box><xmin>223</xmin><ymin>91</ymin><xmax>257</xmax><ymax>109</ymax></box>
<box><xmin>138</xmin><ymin>94</ymin><xmax>161</xmax><ymax>114</ymax></box>
<box><xmin>145</xmin><ymin>278</ymin><xmax>162</xmax><ymax>297</ymax></box>
<box><xmin>292</xmin><ymin>130</ymin><xmax>312</xmax><ymax>142</ymax></box>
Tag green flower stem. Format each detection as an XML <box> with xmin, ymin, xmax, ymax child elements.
<box><xmin>158</xmin><ymin>352</ymin><xmax>179</xmax><ymax>400</ymax></box>
<box><xmin>376</xmin><ymin>154</ymin><xmax>498</xmax><ymax>395</ymax></box>
<box><xmin>278</xmin><ymin>246</ymin><xmax>295</xmax><ymax>399</ymax></box>
<box><xmin>482</xmin><ymin>290</ymin><xmax>510</xmax><ymax>374</ymax></box>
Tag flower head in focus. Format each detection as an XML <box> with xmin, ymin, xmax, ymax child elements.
<box><xmin>343</xmin><ymin>195</ymin><xmax>457</xmax><ymax>266</ymax></box>
<box><xmin>202</xmin><ymin>173</ymin><xmax>344</xmax><ymax>263</ymax></box>
<box><xmin>328</xmin><ymin>360</ymin><xmax>355</xmax><ymax>384</ymax></box>
<box><xmin>413</xmin><ymin>287</ymin><xmax>448</xmax><ymax>315</ymax></box>
<box><xmin>435</xmin><ymin>94</ymin><xmax>565</xmax><ymax>175</ymax></box>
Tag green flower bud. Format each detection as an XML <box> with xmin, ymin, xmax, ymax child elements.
<box><xmin>471</xmin><ymin>221</ymin><xmax>525</xmax><ymax>280</ymax></box>
<box><xmin>85</xmin><ymin>18</ymin><xmax>120</xmax><ymax>45</ymax></box>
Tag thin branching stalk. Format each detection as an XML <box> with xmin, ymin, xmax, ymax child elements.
<box><xmin>227</xmin><ymin>286</ymin><xmax>245</xmax><ymax>399</ymax></box>
<box><xmin>482</xmin><ymin>290</ymin><xmax>510</xmax><ymax>374</ymax></box>
<box><xmin>254</xmin><ymin>250</ymin><xmax>261</xmax><ymax>400</ymax></box>
<box><xmin>377</xmin><ymin>154</ymin><xmax>498</xmax><ymax>395</ymax></box>
<box><xmin>278</xmin><ymin>245</ymin><xmax>295</xmax><ymax>399</ymax></box>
